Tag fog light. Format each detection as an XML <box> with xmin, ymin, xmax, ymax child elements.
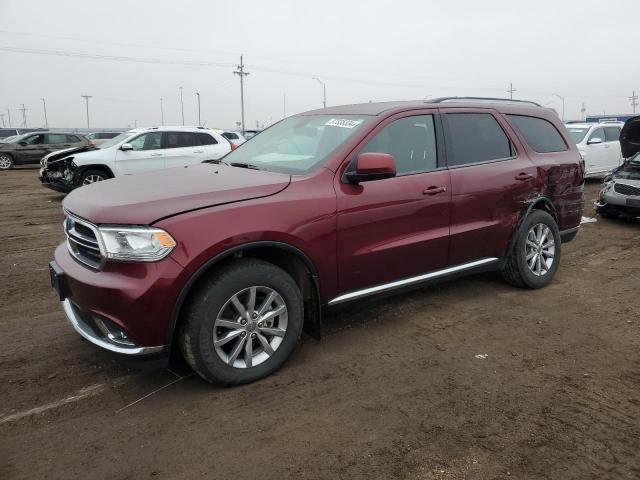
<box><xmin>93</xmin><ymin>317</ymin><xmax>135</xmax><ymax>346</ymax></box>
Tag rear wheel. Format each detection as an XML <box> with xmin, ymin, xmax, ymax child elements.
<box><xmin>502</xmin><ymin>209</ymin><xmax>561</xmax><ymax>289</ymax></box>
<box><xmin>0</xmin><ymin>153</ymin><xmax>14</xmax><ymax>170</ymax></box>
<box><xmin>78</xmin><ymin>169</ymin><xmax>108</xmax><ymax>186</ymax></box>
<box><xmin>179</xmin><ymin>260</ymin><xmax>303</xmax><ymax>386</ymax></box>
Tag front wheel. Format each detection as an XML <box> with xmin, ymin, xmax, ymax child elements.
<box><xmin>502</xmin><ymin>209</ymin><xmax>561</xmax><ymax>289</ymax></box>
<box><xmin>179</xmin><ymin>260</ymin><xmax>303</xmax><ymax>386</ymax></box>
<box><xmin>78</xmin><ymin>169</ymin><xmax>108</xmax><ymax>186</ymax></box>
<box><xmin>0</xmin><ymin>153</ymin><xmax>14</xmax><ymax>170</ymax></box>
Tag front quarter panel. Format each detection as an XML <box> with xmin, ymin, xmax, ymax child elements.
<box><xmin>155</xmin><ymin>168</ymin><xmax>338</xmax><ymax>303</ymax></box>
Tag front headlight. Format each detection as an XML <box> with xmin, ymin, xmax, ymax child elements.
<box><xmin>98</xmin><ymin>226</ymin><xmax>176</xmax><ymax>262</ymax></box>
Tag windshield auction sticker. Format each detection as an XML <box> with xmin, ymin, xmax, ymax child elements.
<box><xmin>325</xmin><ymin>118</ymin><xmax>362</xmax><ymax>129</ymax></box>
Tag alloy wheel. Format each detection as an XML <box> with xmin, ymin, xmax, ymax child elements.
<box><xmin>0</xmin><ymin>155</ymin><xmax>13</xmax><ymax>170</ymax></box>
<box><xmin>82</xmin><ymin>174</ymin><xmax>104</xmax><ymax>185</ymax></box>
<box><xmin>213</xmin><ymin>286</ymin><xmax>288</xmax><ymax>368</ymax></box>
<box><xmin>525</xmin><ymin>223</ymin><xmax>555</xmax><ymax>276</ymax></box>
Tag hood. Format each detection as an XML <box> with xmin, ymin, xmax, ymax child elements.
<box><xmin>43</xmin><ymin>146</ymin><xmax>93</xmax><ymax>164</ymax></box>
<box><xmin>620</xmin><ymin>115</ymin><xmax>640</xmax><ymax>158</ymax></box>
<box><xmin>612</xmin><ymin>155</ymin><xmax>640</xmax><ymax>181</ymax></box>
<box><xmin>63</xmin><ymin>163</ymin><xmax>291</xmax><ymax>224</ymax></box>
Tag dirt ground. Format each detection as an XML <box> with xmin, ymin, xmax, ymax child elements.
<box><xmin>1</xmin><ymin>168</ymin><xmax>639</xmax><ymax>480</ymax></box>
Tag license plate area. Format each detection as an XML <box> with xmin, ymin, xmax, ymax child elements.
<box><xmin>49</xmin><ymin>261</ymin><xmax>68</xmax><ymax>301</ymax></box>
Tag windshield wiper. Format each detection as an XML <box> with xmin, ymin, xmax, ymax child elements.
<box><xmin>229</xmin><ymin>162</ymin><xmax>261</xmax><ymax>170</ymax></box>
<box><xmin>203</xmin><ymin>159</ymin><xmax>229</xmax><ymax>165</ymax></box>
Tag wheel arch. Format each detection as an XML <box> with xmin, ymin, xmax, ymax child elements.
<box><xmin>166</xmin><ymin>241</ymin><xmax>323</xmax><ymax>349</ymax></box>
<box><xmin>74</xmin><ymin>164</ymin><xmax>115</xmax><ymax>181</ymax></box>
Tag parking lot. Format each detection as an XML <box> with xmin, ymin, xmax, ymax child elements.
<box><xmin>1</xmin><ymin>168</ymin><xmax>639</xmax><ymax>479</ymax></box>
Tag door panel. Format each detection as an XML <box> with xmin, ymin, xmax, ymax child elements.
<box><xmin>114</xmin><ymin>132</ymin><xmax>164</xmax><ymax>175</ymax></box>
<box><xmin>584</xmin><ymin>127</ymin><xmax>608</xmax><ymax>174</ymax></box>
<box><xmin>441</xmin><ymin>110</ymin><xmax>537</xmax><ymax>264</ymax></box>
<box><xmin>17</xmin><ymin>134</ymin><xmax>48</xmax><ymax>164</ymax></box>
<box><xmin>336</xmin><ymin>171</ymin><xmax>451</xmax><ymax>293</ymax></box>
<box><xmin>164</xmin><ymin>131</ymin><xmax>207</xmax><ymax>168</ymax></box>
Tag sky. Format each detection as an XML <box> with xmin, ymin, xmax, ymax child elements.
<box><xmin>1</xmin><ymin>0</ymin><xmax>639</xmax><ymax>130</ymax></box>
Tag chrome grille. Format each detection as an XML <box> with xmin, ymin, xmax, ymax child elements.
<box><xmin>614</xmin><ymin>182</ymin><xmax>640</xmax><ymax>197</ymax></box>
<box><xmin>64</xmin><ymin>213</ymin><xmax>104</xmax><ymax>269</ymax></box>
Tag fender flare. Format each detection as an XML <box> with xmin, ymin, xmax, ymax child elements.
<box><xmin>165</xmin><ymin>240</ymin><xmax>322</xmax><ymax>346</ymax></box>
<box><xmin>73</xmin><ymin>164</ymin><xmax>115</xmax><ymax>182</ymax></box>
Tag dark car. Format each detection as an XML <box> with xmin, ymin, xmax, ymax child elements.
<box><xmin>49</xmin><ymin>97</ymin><xmax>584</xmax><ymax>386</ymax></box>
<box><xmin>595</xmin><ymin>115</ymin><xmax>640</xmax><ymax>218</ymax></box>
<box><xmin>0</xmin><ymin>132</ymin><xmax>89</xmax><ymax>170</ymax></box>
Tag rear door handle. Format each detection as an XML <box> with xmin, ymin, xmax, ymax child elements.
<box><xmin>150</xmin><ymin>153</ymin><xmax>162</xmax><ymax>157</ymax></box>
<box><xmin>423</xmin><ymin>186</ymin><xmax>447</xmax><ymax>195</ymax></box>
<box><xmin>515</xmin><ymin>172</ymin><xmax>533</xmax><ymax>181</ymax></box>
<box><xmin>193</xmin><ymin>150</ymin><xmax>204</xmax><ymax>153</ymax></box>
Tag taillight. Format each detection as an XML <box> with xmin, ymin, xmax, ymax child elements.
<box><xmin>229</xmin><ymin>141</ymin><xmax>238</xmax><ymax>151</ymax></box>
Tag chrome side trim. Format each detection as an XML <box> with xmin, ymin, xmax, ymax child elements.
<box><xmin>62</xmin><ymin>299</ymin><xmax>164</xmax><ymax>355</ymax></box>
<box><xmin>328</xmin><ymin>257</ymin><xmax>500</xmax><ymax>306</ymax></box>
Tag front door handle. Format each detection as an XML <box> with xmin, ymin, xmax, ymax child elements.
<box><xmin>150</xmin><ymin>153</ymin><xmax>162</xmax><ymax>157</ymax></box>
<box><xmin>423</xmin><ymin>186</ymin><xmax>447</xmax><ymax>195</ymax></box>
<box><xmin>515</xmin><ymin>172</ymin><xmax>533</xmax><ymax>181</ymax></box>
<box><xmin>193</xmin><ymin>150</ymin><xmax>204</xmax><ymax>153</ymax></box>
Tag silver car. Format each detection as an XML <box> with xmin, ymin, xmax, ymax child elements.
<box><xmin>595</xmin><ymin>116</ymin><xmax>640</xmax><ymax>218</ymax></box>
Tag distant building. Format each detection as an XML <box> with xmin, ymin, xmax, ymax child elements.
<box><xmin>585</xmin><ymin>114</ymin><xmax>637</xmax><ymax>123</ymax></box>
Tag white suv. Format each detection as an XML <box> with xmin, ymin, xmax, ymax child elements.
<box><xmin>39</xmin><ymin>126</ymin><xmax>232</xmax><ymax>192</ymax></box>
<box><xmin>565</xmin><ymin>122</ymin><xmax>623</xmax><ymax>177</ymax></box>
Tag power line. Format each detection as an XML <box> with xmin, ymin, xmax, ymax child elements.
<box><xmin>233</xmin><ymin>55</ymin><xmax>250</xmax><ymax>134</ymax></box>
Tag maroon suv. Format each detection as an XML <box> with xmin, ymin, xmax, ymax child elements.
<box><xmin>50</xmin><ymin>98</ymin><xmax>584</xmax><ymax>385</ymax></box>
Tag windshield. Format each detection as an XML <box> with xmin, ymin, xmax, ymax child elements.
<box><xmin>98</xmin><ymin>132</ymin><xmax>132</xmax><ymax>149</ymax></box>
<box><xmin>566</xmin><ymin>127</ymin><xmax>590</xmax><ymax>144</ymax></box>
<box><xmin>221</xmin><ymin>115</ymin><xmax>369</xmax><ymax>174</ymax></box>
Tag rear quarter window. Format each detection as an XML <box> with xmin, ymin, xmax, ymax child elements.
<box><xmin>507</xmin><ymin>115</ymin><xmax>568</xmax><ymax>153</ymax></box>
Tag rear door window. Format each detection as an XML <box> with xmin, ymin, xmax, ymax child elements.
<box><xmin>444</xmin><ymin>113</ymin><xmax>513</xmax><ymax>166</ymax></box>
<box><xmin>360</xmin><ymin>115</ymin><xmax>438</xmax><ymax>175</ymax></box>
<box><xmin>197</xmin><ymin>133</ymin><xmax>218</xmax><ymax>145</ymax></box>
<box><xmin>66</xmin><ymin>135</ymin><xmax>81</xmax><ymax>143</ymax></box>
<box><xmin>165</xmin><ymin>131</ymin><xmax>198</xmax><ymax>149</ymax></box>
<box><xmin>507</xmin><ymin>115</ymin><xmax>567</xmax><ymax>153</ymax></box>
<box><xmin>604</xmin><ymin>126</ymin><xmax>621</xmax><ymax>142</ymax></box>
<box><xmin>46</xmin><ymin>134</ymin><xmax>68</xmax><ymax>144</ymax></box>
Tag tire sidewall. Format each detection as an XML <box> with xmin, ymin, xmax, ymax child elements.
<box><xmin>78</xmin><ymin>169</ymin><xmax>107</xmax><ymax>186</ymax></box>
<box><xmin>514</xmin><ymin>210</ymin><xmax>561</xmax><ymax>288</ymax></box>
<box><xmin>187</xmin><ymin>262</ymin><xmax>303</xmax><ymax>385</ymax></box>
<box><xmin>0</xmin><ymin>153</ymin><xmax>14</xmax><ymax>170</ymax></box>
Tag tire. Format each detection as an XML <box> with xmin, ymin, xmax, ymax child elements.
<box><xmin>179</xmin><ymin>259</ymin><xmax>304</xmax><ymax>386</ymax></box>
<box><xmin>502</xmin><ymin>209</ymin><xmax>561</xmax><ymax>289</ymax></box>
<box><xmin>0</xmin><ymin>153</ymin><xmax>14</xmax><ymax>170</ymax></box>
<box><xmin>77</xmin><ymin>169</ymin><xmax>108</xmax><ymax>186</ymax></box>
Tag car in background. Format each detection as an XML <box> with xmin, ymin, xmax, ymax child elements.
<box><xmin>216</xmin><ymin>130</ymin><xmax>246</xmax><ymax>147</ymax></box>
<box><xmin>243</xmin><ymin>129</ymin><xmax>261</xmax><ymax>139</ymax></box>
<box><xmin>85</xmin><ymin>131</ymin><xmax>122</xmax><ymax>147</ymax></box>
<box><xmin>565</xmin><ymin>121</ymin><xmax>623</xmax><ymax>177</ymax></box>
<box><xmin>0</xmin><ymin>132</ymin><xmax>89</xmax><ymax>170</ymax></box>
<box><xmin>595</xmin><ymin>115</ymin><xmax>640</xmax><ymax>218</ymax></box>
<box><xmin>49</xmin><ymin>98</ymin><xmax>583</xmax><ymax>386</ymax></box>
<box><xmin>0</xmin><ymin>135</ymin><xmax>19</xmax><ymax>143</ymax></box>
<box><xmin>39</xmin><ymin>126</ymin><xmax>231</xmax><ymax>192</ymax></box>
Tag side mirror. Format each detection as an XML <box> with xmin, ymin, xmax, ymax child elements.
<box><xmin>588</xmin><ymin>137</ymin><xmax>603</xmax><ymax>145</ymax></box>
<box><xmin>120</xmin><ymin>143</ymin><xmax>133</xmax><ymax>151</ymax></box>
<box><xmin>344</xmin><ymin>152</ymin><xmax>396</xmax><ymax>184</ymax></box>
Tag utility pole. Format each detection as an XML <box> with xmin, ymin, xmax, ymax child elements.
<box><xmin>629</xmin><ymin>90</ymin><xmax>639</xmax><ymax>114</ymax></box>
<box><xmin>160</xmin><ymin>98</ymin><xmax>164</xmax><ymax>125</ymax></box>
<box><xmin>581</xmin><ymin>102</ymin><xmax>586</xmax><ymax>121</ymax></box>
<box><xmin>195</xmin><ymin>92</ymin><xmax>201</xmax><ymax>126</ymax></box>
<box><xmin>41</xmin><ymin>98</ymin><xmax>48</xmax><ymax>128</ymax></box>
<box><xmin>19</xmin><ymin>104</ymin><xmax>27</xmax><ymax>128</ymax></box>
<box><xmin>552</xmin><ymin>93</ymin><xmax>565</xmax><ymax>121</ymax></box>
<box><xmin>179</xmin><ymin>86</ymin><xmax>184</xmax><ymax>125</ymax></box>
<box><xmin>312</xmin><ymin>77</ymin><xmax>326</xmax><ymax>108</ymax></box>
<box><xmin>0</xmin><ymin>113</ymin><xmax>5</xmax><ymax>127</ymax></box>
<box><xmin>507</xmin><ymin>82</ymin><xmax>516</xmax><ymax>100</ymax></box>
<box><xmin>233</xmin><ymin>55</ymin><xmax>249</xmax><ymax>133</ymax></box>
<box><xmin>80</xmin><ymin>95</ymin><xmax>92</xmax><ymax>128</ymax></box>
<box><xmin>6</xmin><ymin>109</ymin><xmax>11</xmax><ymax>127</ymax></box>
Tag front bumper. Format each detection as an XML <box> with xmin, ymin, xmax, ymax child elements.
<box><xmin>39</xmin><ymin>169</ymin><xmax>73</xmax><ymax>193</ymax></box>
<box><xmin>53</xmin><ymin>243</ymin><xmax>185</xmax><ymax>357</ymax></box>
<box><xmin>595</xmin><ymin>182</ymin><xmax>640</xmax><ymax>217</ymax></box>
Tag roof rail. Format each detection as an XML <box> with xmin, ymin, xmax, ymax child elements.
<box><xmin>428</xmin><ymin>96</ymin><xmax>542</xmax><ymax>107</ymax></box>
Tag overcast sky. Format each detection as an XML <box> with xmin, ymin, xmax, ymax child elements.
<box><xmin>1</xmin><ymin>0</ymin><xmax>639</xmax><ymax>130</ymax></box>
